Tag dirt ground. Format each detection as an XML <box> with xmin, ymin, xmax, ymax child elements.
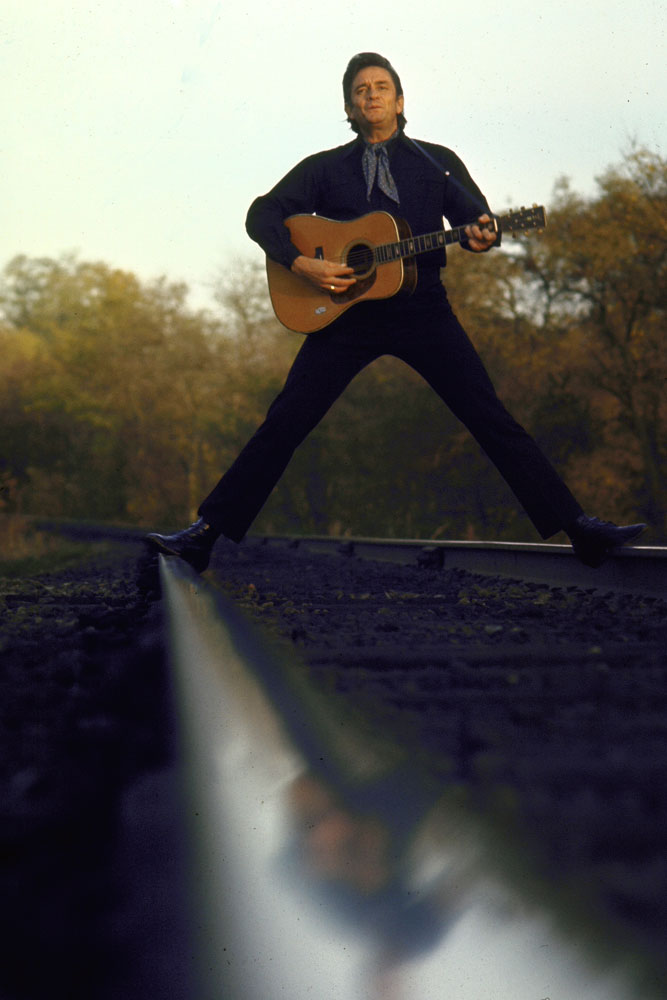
<box><xmin>1</xmin><ymin>535</ymin><xmax>666</xmax><ymax>997</ymax></box>
<box><xmin>0</xmin><ymin>543</ymin><xmax>170</xmax><ymax>1000</ymax></box>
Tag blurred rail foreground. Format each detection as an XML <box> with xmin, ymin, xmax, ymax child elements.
<box><xmin>159</xmin><ymin>555</ymin><xmax>665</xmax><ymax>1000</ymax></box>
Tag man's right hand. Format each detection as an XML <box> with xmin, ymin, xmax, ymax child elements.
<box><xmin>291</xmin><ymin>255</ymin><xmax>356</xmax><ymax>293</ymax></box>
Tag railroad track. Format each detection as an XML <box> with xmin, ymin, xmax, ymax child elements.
<box><xmin>248</xmin><ymin>531</ymin><xmax>667</xmax><ymax>595</ymax></box>
<box><xmin>154</xmin><ymin>535</ymin><xmax>667</xmax><ymax>1000</ymax></box>
<box><xmin>2</xmin><ymin>525</ymin><xmax>666</xmax><ymax>999</ymax></box>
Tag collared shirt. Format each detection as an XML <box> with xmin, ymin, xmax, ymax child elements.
<box><xmin>245</xmin><ymin>132</ymin><xmax>495</xmax><ymax>296</ymax></box>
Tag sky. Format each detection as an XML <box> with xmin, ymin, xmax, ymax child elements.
<box><xmin>2</xmin><ymin>0</ymin><xmax>664</xmax><ymax>312</ymax></box>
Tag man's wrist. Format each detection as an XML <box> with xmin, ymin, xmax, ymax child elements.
<box><xmin>290</xmin><ymin>254</ymin><xmax>307</xmax><ymax>272</ymax></box>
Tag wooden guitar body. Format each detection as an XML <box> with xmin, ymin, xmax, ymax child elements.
<box><xmin>265</xmin><ymin>205</ymin><xmax>545</xmax><ymax>333</ymax></box>
<box><xmin>266</xmin><ymin>212</ymin><xmax>417</xmax><ymax>334</ymax></box>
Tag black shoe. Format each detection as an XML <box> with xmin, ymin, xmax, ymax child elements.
<box><xmin>568</xmin><ymin>514</ymin><xmax>646</xmax><ymax>568</ymax></box>
<box><xmin>145</xmin><ymin>518</ymin><xmax>219</xmax><ymax>573</ymax></box>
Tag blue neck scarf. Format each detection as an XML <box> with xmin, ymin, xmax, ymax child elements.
<box><xmin>362</xmin><ymin>132</ymin><xmax>400</xmax><ymax>204</ymax></box>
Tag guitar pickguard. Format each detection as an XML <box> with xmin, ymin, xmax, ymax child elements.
<box><xmin>333</xmin><ymin>270</ymin><xmax>377</xmax><ymax>304</ymax></box>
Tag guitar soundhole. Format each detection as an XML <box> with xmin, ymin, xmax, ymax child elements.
<box><xmin>345</xmin><ymin>242</ymin><xmax>375</xmax><ymax>278</ymax></box>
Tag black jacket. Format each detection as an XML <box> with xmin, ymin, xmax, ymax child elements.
<box><xmin>246</xmin><ymin>132</ymin><xmax>496</xmax><ymax>295</ymax></box>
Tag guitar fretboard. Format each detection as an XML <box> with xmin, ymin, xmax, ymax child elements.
<box><xmin>375</xmin><ymin>225</ymin><xmax>468</xmax><ymax>263</ymax></box>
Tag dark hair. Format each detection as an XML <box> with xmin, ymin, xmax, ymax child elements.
<box><xmin>342</xmin><ymin>52</ymin><xmax>407</xmax><ymax>133</ymax></box>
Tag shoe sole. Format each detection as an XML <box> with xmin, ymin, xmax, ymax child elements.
<box><xmin>144</xmin><ymin>535</ymin><xmax>179</xmax><ymax>556</ymax></box>
<box><xmin>575</xmin><ymin>524</ymin><xmax>647</xmax><ymax>568</ymax></box>
<box><xmin>143</xmin><ymin>536</ymin><xmax>210</xmax><ymax>573</ymax></box>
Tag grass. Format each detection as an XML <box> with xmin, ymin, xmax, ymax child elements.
<box><xmin>0</xmin><ymin>514</ymin><xmax>111</xmax><ymax>578</ymax></box>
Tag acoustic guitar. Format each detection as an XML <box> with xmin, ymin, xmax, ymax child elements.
<box><xmin>266</xmin><ymin>206</ymin><xmax>546</xmax><ymax>333</ymax></box>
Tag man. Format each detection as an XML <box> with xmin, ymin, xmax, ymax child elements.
<box><xmin>147</xmin><ymin>52</ymin><xmax>645</xmax><ymax>572</ymax></box>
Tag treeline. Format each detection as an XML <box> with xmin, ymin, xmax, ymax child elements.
<box><xmin>1</xmin><ymin>148</ymin><xmax>665</xmax><ymax>542</ymax></box>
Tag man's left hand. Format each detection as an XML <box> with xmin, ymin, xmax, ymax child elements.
<box><xmin>465</xmin><ymin>214</ymin><xmax>497</xmax><ymax>252</ymax></box>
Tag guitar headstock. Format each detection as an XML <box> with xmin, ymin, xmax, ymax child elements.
<box><xmin>500</xmin><ymin>204</ymin><xmax>547</xmax><ymax>235</ymax></box>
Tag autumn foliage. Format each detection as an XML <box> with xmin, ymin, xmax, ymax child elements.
<box><xmin>1</xmin><ymin>149</ymin><xmax>665</xmax><ymax>542</ymax></box>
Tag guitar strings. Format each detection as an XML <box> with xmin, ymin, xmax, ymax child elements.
<box><xmin>323</xmin><ymin>239</ymin><xmax>444</xmax><ymax>270</ymax></box>
<box><xmin>325</xmin><ymin>236</ymin><xmax>444</xmax><ymax>267</ymax></box>
<box><xmin>309</xmin><ymin>211</ymin><xmax>538</xmax><ymax>269</ymax></box>
<box><xmin>316</xmin><ymin>226</ymin><xmax>464</xmax><ymax>269</ymax></box>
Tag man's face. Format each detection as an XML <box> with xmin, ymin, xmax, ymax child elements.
<box><xmin>345</xmin><ymin>65</ymin><xmax>404</xmax><ymax>139</ymax></box>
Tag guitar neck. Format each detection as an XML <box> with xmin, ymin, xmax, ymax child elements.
<box><xmin>374</xmin><ymin>207</ymin><xmax>544</xmax><ymax>264</ymax></box>
<box><xmin>375</xmin><ymin>223</ymin><xmax>471</xmax><ymax>264</ymax></box>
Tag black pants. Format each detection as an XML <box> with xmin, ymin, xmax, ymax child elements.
<box><xmin>199</xmin><ymin>289</ymin><xmax>582</xmax><ymax>542</ymax></box>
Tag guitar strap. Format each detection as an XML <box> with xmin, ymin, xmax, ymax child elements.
<box><xmin>406</xmin><ymin>135</ymin><xmax>493</xmax><ymax>221</ymax></box>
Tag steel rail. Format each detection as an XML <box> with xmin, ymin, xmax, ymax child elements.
<box><xmin>247</xmin><ymin>534</ymin><xmax>667</xmax><ymax>597</ymax></box>
<box><xmin>31</xmin><ymin>517</ymin><xmax>667</xmax><ymax>597</ymax></box>
<box><xmin>158</xmin><ymin>553</ymin><xmax>665</xmax><ymax>1000</ymax></box>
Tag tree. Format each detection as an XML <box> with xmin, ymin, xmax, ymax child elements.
<box><xmin>515</xmin><ymin>149</ymin><xmax>667</xmax><ymax>535</ymax></box>
<box><xmin>0</xmin><ymin>255</ymin><xmax>234</xmax><ymax>523</ymax></box>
